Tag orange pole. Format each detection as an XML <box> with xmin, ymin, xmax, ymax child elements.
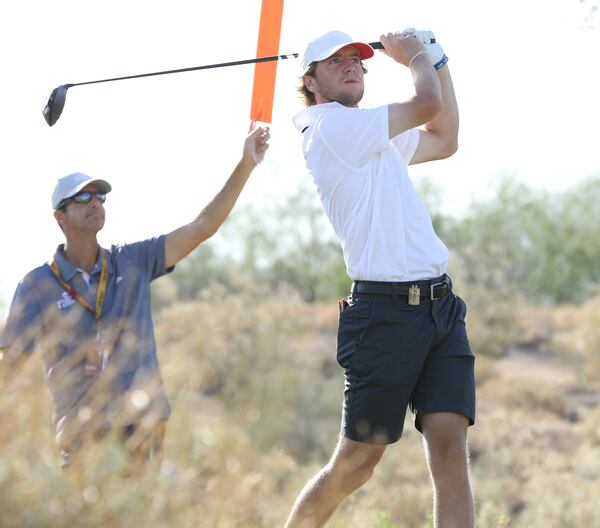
<box><xmin>250</xmin><ymin>0</ymin><xmax>285</xmax><ymax>123</ymax></box>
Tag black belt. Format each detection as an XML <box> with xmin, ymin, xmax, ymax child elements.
<box><xmin>351</xmin><ymin>274</ymin><xmax>452</xmax><ymax>304</ymax></box>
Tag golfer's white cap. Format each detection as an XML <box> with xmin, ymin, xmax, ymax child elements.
<box><xmin>299</xmin><ymin>31</ymin><xmax>375</xmax><ymax>75</ymax></box>
<box><xmin>52</xmin><ymin>172</ymin><xmax>112</xmax><ymax>210</ymax></box>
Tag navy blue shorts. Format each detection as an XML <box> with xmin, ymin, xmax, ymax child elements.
<box><xmin>336</xmin><ymin>280</ymin><xmax>475</xmax><ymax>445</ymax></box>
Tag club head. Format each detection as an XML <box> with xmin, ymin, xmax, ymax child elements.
<box><xmin>42</xmin><ymin>84</ymin><xmax>72</xmax><ymax>126</ymax></box>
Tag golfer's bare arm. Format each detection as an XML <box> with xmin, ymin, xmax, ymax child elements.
<box><xmin>164</xmin><ymin>125</ymin><xmax>270</xmax><ymax>269</ymax></box>
<box><xmin>410</xmin><ymin>65</ymin><xmax>459</xmax><ymax>164</ymax></box>
<box><xmin>380</xmin><ymin>33</ymin><xmax>443</xmax><ymax>141</ymax></box>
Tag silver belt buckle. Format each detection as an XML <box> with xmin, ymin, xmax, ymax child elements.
<box><xmin>430</xmin><ymin>281</ymin><xmax>443</xmax><ymax>300</ymax></box>
<box><xmin>408</xmin><ymin>286</ymin><xmax>420</xmax><ymax>305</ymax></box>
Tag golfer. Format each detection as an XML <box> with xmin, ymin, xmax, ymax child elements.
<box><xmin>0</xmin><ymin>123</ymin><xmax>270</xmax><ymax>474</ymax></box>
<box><xmin>285</xmin><ymin>30</ymin><xmax>475</xmax><ymax>527</ymax></box>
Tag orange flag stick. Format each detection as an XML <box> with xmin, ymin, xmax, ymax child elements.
<box><xmin>250</xmin><ymin>0</ymin><xmax>285</xmax><ymax>123</ymax></box>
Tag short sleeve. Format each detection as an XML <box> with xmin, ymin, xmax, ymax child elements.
<box><xmin>113</xmin><ymin>235</ymin><xmax>174</xmax><ymax>282</ymax></box>
<box><xmin>391</xmin><ymin>128</ymin><xmax>420</xmax><ymax>163</ymax></box>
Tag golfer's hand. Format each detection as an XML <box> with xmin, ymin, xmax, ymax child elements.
<box><xmin>244</xmin><ymin>121</ymin><xmax>270</xmax><ymax>165</ymax></box>
<box><xmin>379</xmin><ymin>31</ymin><xmax>428</xmax><ymax>68</ymax></box>
<box><xmin>403</xmin><ymin>28</ymin><xmax>448</xmax><ymax>70</ymax></box>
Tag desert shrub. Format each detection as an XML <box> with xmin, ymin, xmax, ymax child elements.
<box><xmin>156</xmin><ymin>282</ymin><xmax>343</xmax><ymax>462</ymax></box>
<box><xmin>448</xmin><ymin>250</ymin><xmax>520</xmax><ymax>357</ymax></box>
<box><xmin>551</xmin><ymin>288</ymin><xmax>600</xmax><ymax>385</ymax></box>
<box><xmin>444</xmin><ymin>175</ymin><xmax>600</xmax><ymax>304</ymax></box>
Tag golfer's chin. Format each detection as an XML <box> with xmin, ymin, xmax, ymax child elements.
<box><xmin>334</xmin><ymin>87</ymin><xmax>364</xmax><ymax>108</ymax></box>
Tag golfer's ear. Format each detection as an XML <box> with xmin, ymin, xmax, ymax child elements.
<box><xmin>303</xmin><ymin>74</ymin><xmax>317</xmax><ymax>93</ymax></box>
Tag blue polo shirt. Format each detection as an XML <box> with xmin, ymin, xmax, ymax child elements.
<box><xmin>0</xmin><ymin>235</ymin><xmax>173</xmax><ymax>447</ymax></box>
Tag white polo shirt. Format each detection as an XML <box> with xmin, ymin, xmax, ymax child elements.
<box><xmin>293</xmin><ymin>102</ymin><xmax>448</xmax><ymax>282</ymax></box>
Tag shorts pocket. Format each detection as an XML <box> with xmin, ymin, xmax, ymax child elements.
<box><xmin>336</xmin><ymin>301</ymin><xmax>373</xmax><ymax>369</ymax></box>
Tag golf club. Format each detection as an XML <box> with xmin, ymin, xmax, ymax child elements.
<box><xmin>42</xmin><ymin>42</ymin><xmax>391</xmax><ymax>126</ymax></box>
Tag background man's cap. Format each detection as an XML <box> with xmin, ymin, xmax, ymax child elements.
<box><xmin>300</xmin><ymin>31</ymin><xmax>375</xmax><ymax>74</ymax></box>
<box><xmin>52</xmin><ymin>172</ymin><xmax>112</xmax><ymax>210</ymax></box>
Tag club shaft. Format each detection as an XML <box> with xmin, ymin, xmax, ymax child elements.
<box><xmin>71</xmin><ymin>53</ymin><xmax>299</xmax><ymax>88</ymax></box>
<box><xmin>69</xmin><ymin>42</ymin><xmax>383</xmax><ymax>88</ymax></box>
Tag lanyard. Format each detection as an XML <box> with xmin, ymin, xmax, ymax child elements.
<box><xmin>50</xmin><ymin>249</ymin><xmax>109</xmax><ymax>376</ymax></box>
<box><xmin>49</xmin><ymin>249</ymin><xmax>108</xmax><ymax>321</ymax></box>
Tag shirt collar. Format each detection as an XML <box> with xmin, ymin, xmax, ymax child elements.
<box><xmin>53</xmin><ymin>244</ymin><xmax>112</xmax><ymax>281</ymax></box>
<box><xmin>292</xmin><ymin>102</ymin><xmax>343</xmax><ymax>133</ymax></box>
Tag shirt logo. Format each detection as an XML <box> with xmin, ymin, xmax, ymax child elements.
<box><xmin>116</xmin><ymin>276</ymin><xmax>124</xmax><ymax>285</ymax></box>
<box><xmin>57</xmin><ymin>291</ymin><xmax>76</xmax><ymax>309</ymax></box>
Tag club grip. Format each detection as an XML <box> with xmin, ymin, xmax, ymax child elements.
<box><xmin>369</xmin><ymin>37</ymin><xmax>436</xmax><ymax>50</ymax></box>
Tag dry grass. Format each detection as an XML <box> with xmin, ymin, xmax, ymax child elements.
<box><xmin>1</xmin><ymin>283</ymin><xmax>599</xmax><ymax>527</ymax></box>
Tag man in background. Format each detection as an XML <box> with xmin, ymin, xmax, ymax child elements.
<box><xmin>0</xmin><ymin>123</ymin><xmax>269</xmax><ymax>475</ymax></box>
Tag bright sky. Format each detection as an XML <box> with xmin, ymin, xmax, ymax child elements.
<box><xmin>1</xmin><ymin>0</ymin><xmax>598</xmax><ymax>313</ymax></box>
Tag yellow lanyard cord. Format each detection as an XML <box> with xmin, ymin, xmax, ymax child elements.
<box><xmin>49</xmin><ymin>249</ymin><xmax>108</xmax><ymax>322</ymax></box>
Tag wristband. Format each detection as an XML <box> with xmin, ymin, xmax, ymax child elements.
<box><xmin>434</xmin><ymin>54</ymin><xmax>449</xmax><ymax>70</ymax></box>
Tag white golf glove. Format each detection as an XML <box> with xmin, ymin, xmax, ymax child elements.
<box><xmin>403</xmin><ymin>28</ymin><xmax>448</xmax><ymax>70</ymax></box>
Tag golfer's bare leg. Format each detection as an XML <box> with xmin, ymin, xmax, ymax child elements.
<box><xmin>284</xmin><ymin>437</ymin><xmax>386</xmax><ymax>528</ymax></box>
<box><xmin>421</xmin><ymin>412</ymin><xmax>474</xmax><ymax>528</ymax></box>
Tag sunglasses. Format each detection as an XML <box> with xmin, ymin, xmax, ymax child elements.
<box><xmin>58</xmin><ymin>191</ymin><xmax>107</xmax><ymax>210</ymax></box>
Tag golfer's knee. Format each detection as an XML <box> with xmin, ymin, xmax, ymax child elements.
<box><xmin>331</xmin><ymin>451</ymin><xmax>380</xmax><ymax>492</ymax></box>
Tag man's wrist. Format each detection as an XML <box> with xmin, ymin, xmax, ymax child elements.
<box><xmin>408</xmin><ymin>50</ymin><xmax>430</xmax><ymax>69</ymax></box>
<box><xmin>238</xmin><ymin>156</ymin><xmax>258</xmax><ymax>174</ymax></box>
